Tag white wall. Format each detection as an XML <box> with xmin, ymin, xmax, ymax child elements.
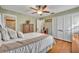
<box><xmin>0</xmin><ymin>7</ymin><xmax>37</xmax><ymax>32</ymax></box>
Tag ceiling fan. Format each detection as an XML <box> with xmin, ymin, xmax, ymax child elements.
<box><xmin>30</xmin><ymin>5</ymin><xmax>51</xmax><ymax>15</ymax></box>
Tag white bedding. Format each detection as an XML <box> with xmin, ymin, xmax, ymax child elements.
<box><xmin>0</xmin><ymin>32</ymin><xmax>49</xmax><ymax>44</ymax></box>
<box><xmin>0</xmin><ymin>32</ymin><xmax>55</xmax><ymax>53</ymax></box>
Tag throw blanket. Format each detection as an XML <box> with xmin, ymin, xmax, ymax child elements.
<box><xmin>0</xmin><ymin>35</ymin><xmax>49</xmax><ymax>53</ymax></box>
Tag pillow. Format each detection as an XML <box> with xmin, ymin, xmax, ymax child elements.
<box><xmin>17</xmin><ymin>32</ymin><xmax>24</xmax><ymax>38</ymax></box>
<box><xmin>7</xmin><ymin>28</ymin><xmax>18</xmax><ymax>39</ymax></box>
<box><xmin>1</xmin><ymin>28</ymin><xmax>10</xmax><ymax>41</ymax></box>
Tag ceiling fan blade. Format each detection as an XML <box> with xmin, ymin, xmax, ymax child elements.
<box><xmin>30</xmin><ymin>7</ymin><xmax>37</xmax><ymax>11</ymax></box>
<box><xmin>43</xmin><ymin>5</ymin><xmax>47</xmax><ymax>10</ymax></box>
<box><xmin>38</xmin><ymin>5</ymin><xmax>41</xmax><ymax>9</ymax></box>
<box><xmin>36</xmin><ymin>5</ymin><xmax>41</xmax><ymax>10</ymax></box>
<box><xmin>43</xmin><ymin>11</ymin><xmax>50</xmax><ymax>13</ymax></box>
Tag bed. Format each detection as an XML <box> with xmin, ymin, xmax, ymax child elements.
<box><xmin>0</xmin><ymin>32</ymin><xmax>55</xmax><ymax>53</ymax></box>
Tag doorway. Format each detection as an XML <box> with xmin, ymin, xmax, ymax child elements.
<box><xmin>45</xmin><ymin>19</ymin><xmax>52</xmax><ymax>35</ymax></box>
<box><xmin>36</xmin><ymin>18</ymin><xmax>52</xmax><ymax>35</ymax></box>
<box><xmin>36</xmin><ymin>19</ymin><xmax>45</xmax><ymax>32</ymax></box>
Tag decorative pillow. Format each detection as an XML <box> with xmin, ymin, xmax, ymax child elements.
<box><xmin>7</xmin><ymin>28</ymin><xmax>18</xmax><ymax>39</ymax></box>
<box><xmin>1</xmin><ymin>28</ymin><xmax>10</xmax><ymax>41</ymax></box>
<box><xmin>17</xmin><ymin>32</ymin><xmax>24</xmax><ymax>38</ymax></box>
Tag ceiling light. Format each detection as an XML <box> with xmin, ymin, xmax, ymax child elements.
<box><xmin>37</xmin><ymin>10</ymin><xmax>42</xmax><ymax>14</ymax></box>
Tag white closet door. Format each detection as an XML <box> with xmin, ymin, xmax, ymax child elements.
<box><xmin>52</xmin><ymin>13</ymin><xmax>79</xmax><ymax>42</ymax></box>
<box><xmin>56</xmin><ymin>16</ymin><xmax>64</xmax><ymax>39</ymax></box>
<box><xmin>64</xmin><ymin>14</ymin><xmax>72</xmax><ymax>31</ymax></box>
<box><xmin>63</xmin><ymin>14</ymin><xmax>72</xmax><ymax>41</ymax></box>
<box><xmin>72</xmin><ymin>13</ymin><xmax>79</xmax><ymax>33</ymax></box>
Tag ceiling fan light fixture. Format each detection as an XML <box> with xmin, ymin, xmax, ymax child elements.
<box><xmin>37</xmin><ymin>10</ymin><xmax>42</xmax><ymax>14</ymax></box>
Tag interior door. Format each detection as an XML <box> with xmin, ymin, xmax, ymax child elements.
<box><xmin>56</xmin><ymin>16</ymin><xmax>64</xmax><ymax>39</ymax></box>
<box><xmin>63</xmin><ymin>14</ymin><xmax>72</xmax><ymax>41</ymax></box>
<box><xmin>37</xmin><ymin>19</ymin><xmax>45</xmax><ymax>32</ymax></box>
<box><xmin>72</xmin><ymin>13</ymin><xmax>79</xmax><ymax>33</ymax></box>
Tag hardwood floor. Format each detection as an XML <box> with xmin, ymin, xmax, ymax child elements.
<box><xmin>48</xmin><ymin>39</ymin><xmax>72</xmax><ymax>53</ymax></box>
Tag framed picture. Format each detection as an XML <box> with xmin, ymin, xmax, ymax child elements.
<box><xmin>45</xmin><ymin>19</ymin><xmax>52</xmax><ymax>22</ymax></box>
<box><xmin>2</xmin><ymin>14</ymin><xmax>17</xmax><ymax>30</ymax></box>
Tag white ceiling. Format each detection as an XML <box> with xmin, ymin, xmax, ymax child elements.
<box><xmin>1</xmin><ymin>5</ymin><xmax>79</xmax><ymax>17</ymax></box>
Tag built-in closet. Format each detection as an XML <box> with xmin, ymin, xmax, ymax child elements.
<box><xmin>52</xmin><ymin>12</ymin><xmax>79</xmax><ymax>43</ymax></box>
<box><xmin>52</xmin><ymin>14</ymin><xmax>72</xmax><ymax>42</ymax></box>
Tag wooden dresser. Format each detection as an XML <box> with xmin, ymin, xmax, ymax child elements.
<box><xmin>23</xmin><ymin>24</ymin><xmax>34</xmax><ymax>33</ymax></box>
<box><xmin>72</xmin><ymin>33</ymin><xmax>79</xmax><ymax>53</ymax></box>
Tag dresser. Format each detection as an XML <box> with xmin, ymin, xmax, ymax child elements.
<box><xmin>23</xmin><ymin>24</ymin><xmax>34</xmax><ymax>33</ymax></box>
<box><xmin>72</xmin><ymin>33</ymin><xmax>79</xmax><ymax>53</ymax></box>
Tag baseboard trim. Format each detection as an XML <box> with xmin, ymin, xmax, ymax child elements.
<box><xmin>54</xmin><ymin>37</ymin><xmax>72</xmax><ymax>43</ymax></box>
